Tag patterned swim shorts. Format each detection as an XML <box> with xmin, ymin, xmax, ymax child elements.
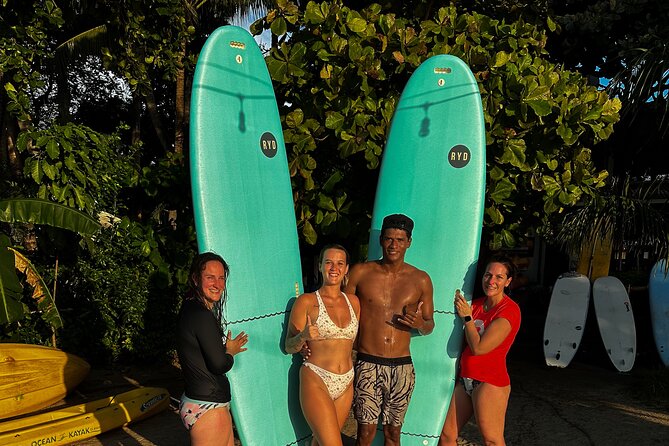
<box><xmin>353</xmin><ymin>353</ymin><xmax>415</xmax><ymax>426</ymax></box>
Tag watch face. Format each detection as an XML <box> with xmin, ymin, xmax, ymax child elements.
<box><xmin>464</xmin><ymin>316</ymin><xmax>472</xmax><ymax>322</ymax></box>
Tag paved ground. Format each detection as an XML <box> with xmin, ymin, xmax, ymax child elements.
<box><xmin>32</xmin><ymin>284</ymin><xmax>669</xmax><ymax>445</ymax></box>
<box><xmin>60</xmin><ymin>351</ymin><xmax>669</xmax><ymax>446</ymax></box>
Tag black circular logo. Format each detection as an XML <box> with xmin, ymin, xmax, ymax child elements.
<box><xmin>260</xmin><ymin>132</ymin><xmax>278</xmax><ymax>158</ymax></box>
<box><xmin>448</xmin><ymin>145</ymin><xmax>471</xmax><ymax>168</ymax></box>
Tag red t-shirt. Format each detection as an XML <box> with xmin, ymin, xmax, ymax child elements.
<box><xmin>459</xmin><ymin>295</ymin><xmax>521</xmax><ymax>387</ymax></box>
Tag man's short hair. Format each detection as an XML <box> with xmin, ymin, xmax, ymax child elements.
<box><xmin>381</xmin><ymin>214</ymin><xmax>414</xmax><ymax>238</ymax></box>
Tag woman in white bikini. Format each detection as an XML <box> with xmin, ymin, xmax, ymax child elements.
<box><xmin>286</xmin><ymin>244</ymin><xmax>360</xmax><ymax>446</ymax></box>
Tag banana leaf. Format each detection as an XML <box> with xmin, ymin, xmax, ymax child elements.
<box><xmin>0</xmin><ymin>198</ymin><xmax>101</xmax><ymax>235</ymax></box>
<box><xmin>0</xmin><ymin>235</ymin><xmax>26</xmax><ymax>325</ymax></box>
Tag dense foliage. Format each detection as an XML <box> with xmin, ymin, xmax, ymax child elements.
<box><xmin>254</xmin><ymin>0</ymin><xmax>619</xmax><ymax>250</ymax></box>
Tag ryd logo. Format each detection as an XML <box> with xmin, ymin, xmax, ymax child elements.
<box><xmin>260</xmin><ymin>132</ymin><xmax>278</xmax><ymax>158</ymax></box>
<box><xmin>448</xmin><ymin>145</ymin><xmax>470</xmax><ymax>168</ymax></box>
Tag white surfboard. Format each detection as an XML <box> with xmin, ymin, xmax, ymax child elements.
<box><xmin>543</xmin><ymin>272</ymin><xmax>590</xmax><ymax>368</ymax></box>
<box><xmin>648</xmin><ymin>260</ymin><xmax>669</xmax><ymax>367</ymax></box>
<box><xmin>592</xmin><ymin>276</ymin><xmax>636</xmax><ymax>372</ymax></box>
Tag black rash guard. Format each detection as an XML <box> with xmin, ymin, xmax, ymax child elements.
<box><xmin>177</xmin><ymin>299</ymin><xmax>234</xmax><ymax>403</ymax></box>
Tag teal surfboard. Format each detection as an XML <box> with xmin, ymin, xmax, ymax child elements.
<box><xmin>368</xmin><ymin>54</ymin><xmax>486</xmax><ymax>444</ymax></box>
<box><xmin>648</xmin><ymin>260</ymin><xmax>669</xmax><ymax>367</ymax></box>
<box><xmin>190</xmin><ymin>26</ymin><xmax>309</xmax><ymax>445</ymax></box>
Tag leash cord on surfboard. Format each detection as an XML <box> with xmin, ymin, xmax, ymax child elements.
<box><xmin>284</xmin><ymin>433</ymin><xmax>312</xmax><ymax>445</ymax></box>
<box><xmin>434</xmin><ymin>309</ymin><xmax>456</xmax><ymax>315</ymax></box>
<box><xmin>374</xmin><ymin>426</ymin><xmax>440</xmax><ymax>439</ymax></box>
<box><xmin>401</xmin><ymin>432</ymin><xmax>440</xmax><ymax>438</ymax></box>
<box><xmin>227</xmin><ymin>310</ymin><xmax>289</xmax><ymax>325</ymax></box>
<box><xmin>227</xmin><ymin>282</ymin><xmax>301</xmax><ymax>325</ymax></box>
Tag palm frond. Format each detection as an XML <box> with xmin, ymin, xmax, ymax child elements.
<box><xmin>607</xmin><ymin>42</ymin><xmax>669</xmax><ymax>133</ymax></box>
<box><xmin>56</xmin><ymin>24</ymin><xmax>109</xmax><ymax>59</ymax></box>
<box><xmin>556</xmin><ymin>175</ymin><xmax>669</xmax><ymax>260</ymax></box>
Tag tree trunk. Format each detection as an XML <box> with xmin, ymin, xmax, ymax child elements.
<box><xmin>144</xmin><ymin>85</ymin><xmax>168</xmax><ymax>152</ymax></box>
<box><xmin>1</xmin><ymin>109</ymin><xmax>23</xmax><ymax>180</ymax></box>
<box><xmin>577</xmin><ymin>230</ymin><xmax>613</xmax><ymax>281</ymax></box>
<box><xmin>55</xmin><ymin>66</ymin><xmax>71</xmax><ymax>124</ymax></box>
<box><xmin>131</xmin><ymin>94</ymin><xmax>142</xmax><ymax>146</ymax></box>
<box><xmin>174</xmin><ymin>42</ymin><xmax>186</xmax><ymax>157</ymax></box>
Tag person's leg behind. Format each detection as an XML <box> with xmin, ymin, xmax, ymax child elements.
<box><xmin>439</xmin><ymin>383</ymin><xmax>474</xmax><ymax>446</ymax></box>
<box><xmin>471</xmin><ymin>382</ymin><xmax>511</xmax><ymax>446</ymax></box>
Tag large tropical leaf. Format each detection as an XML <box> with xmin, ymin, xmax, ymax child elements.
<box><xmin>0</xmin><ymin>198</ymin><xmax>101</xmax><ymax>235</ymax></box>
<box><xmin>9</xmin><ymin>248</ymin><xmax>63</xmax><ymax>330</ymax></box>
<box><xmin>0</xmin><ymin>235</ymin><xmax>26</xmax><ymax>325</ymax></box>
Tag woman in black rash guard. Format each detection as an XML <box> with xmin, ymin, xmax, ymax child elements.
<box><xmin>177</xmin><ymin>252</ymin><xmax>248</xmax><ymax>446</ymax></box>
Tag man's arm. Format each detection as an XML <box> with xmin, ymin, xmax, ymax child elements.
<box><xmin>396</xmin><ymin>271</ymin><xmax>435</xmax><ymax>335</ymax></box>
<box><xmin>344</xmin><ymin>262</ymin><xmax>363</xmax><ymax>295</ymax></box>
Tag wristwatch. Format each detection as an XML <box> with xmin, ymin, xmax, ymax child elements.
<box><xmin>463</xmin><ymin>315</ymin><xmax>472</xmax><ymax>323</ymax></box>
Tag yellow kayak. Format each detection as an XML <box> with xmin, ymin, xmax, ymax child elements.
<box><xmin>0</xmin><ymin>343</ymin><xmax>90</xmax><ymax>418</ymax></box>
<box><xmin>0</xmin><ymin>387</ymin><xmax>170</xmax><ymax>446</ymax></box>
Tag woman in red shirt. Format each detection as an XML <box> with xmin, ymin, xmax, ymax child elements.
<box><xmin>439</xmin><ymin>255</ymin><xmax>521</xmax><ymax>446</ymax></box>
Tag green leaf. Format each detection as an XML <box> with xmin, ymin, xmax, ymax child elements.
<box><xmin>303</xmin><ymin>221</ymin><xmax>317</xmax><ymax>245</ymax></box>
<box><xmin>347</xmin><ymin>17</ymin><xmax>367</xmax><ymax>33</ymax></box>
<box><xmin>42</xmin><ymin>161</ymin><xmax>57</xmax><ymax>180</ymax></box>
<box><xmin>305</xmin><ymin>2</ymin><xmax>327</xmax><ymax>24</ymax></box>
<box><xmin>546</xmin><ymin>16</ymin><xmax>557</xmax><ymax>32</ymax></box>
<box><xmin>485</xmin><ymin>206</ymin><xmax>504</xmax><ymax>225</ymax></box>
<box><xmin>271</xmin><ymin>17</ymin><xmax>287</xmax><ymax>36</ymax></box>
<box><xmin>490</xmin><ymin>177</ymin><xmax>515</xmax><ymax>203</ymax></box>
<box><xmin>493</xmin><ymin>51</ymin><xmax>509</xmax><ymax>68</ymax></box>
<box><xmin>286</xmin><ymin>109</ymin><xmax>304</xmax><ymax>128</ymax></box>
<box><xmin>0</xmin><ymin>235</ymin><xmax>25</xmax><ymax>325</ymax></box>
<box><xmin>322</xmin><ymin>171</ymin><xmax>343</xmax><ymax>192</ymax></box>
<box><xmin>46</xmin><ymin>139</ymin><xmax>60</xmax><ymax>159</ymax></box>
<box><xmin>0</xmin><ymin>199</ymin><xmax>101</xmax><ymax>235</ymax></box>
<box><xmin>542</xmin><ymin>176</ymin><xmax>562</xmax><ymax>195</ymax></box>
<box><xmin>317</xmin><ymin>193</ymin><xmax>336</xmax><ymax>211</ymax></box>
<box><xmin>325</xmin><ymin>111</ymin><xmax>345</xmax><ymax>130</ymax></box>
<box><xmin>525</xmin><ymin>85</ymin><xmax>550</xmax><ymax>101</ymax></box>
<box><xmin>527</xmin><ymin>99</ymin><xmax>552</xmax><ymax>116</ymax></box>
<box><xmin>31</xmin><ymin>159</ymin><xmax>43</xmax><ymax>183</ymax></box>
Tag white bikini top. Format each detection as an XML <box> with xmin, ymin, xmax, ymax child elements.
<box><xmin>314</xmin><ymin>290</ymin><xmax>358</xmax><ymax>340</ymax></box>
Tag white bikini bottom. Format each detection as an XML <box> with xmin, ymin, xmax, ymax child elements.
<box><xmin>303</xmin><ymin>362</ymin><xmax>354</xmax><ymax>400</ymax></box>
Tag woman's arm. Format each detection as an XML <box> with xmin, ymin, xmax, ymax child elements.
<box><xmin>455</xmin><ymin>290</ymin><xmax>512</xmax><ymax>356</ymax></box>
<box><xmin>196</xmin><ymin>311</ymin><xmax>236</xmax><ymax>374</ymax></box>
<box><xmin>285</xmin><ymin>294</ymin><xmax>320</xmax><ymax>354</ymax></box>
<box><xmin>463</xmin><ymin>317</ymin><xmax>511</xmax><ymax>356</ymax></box>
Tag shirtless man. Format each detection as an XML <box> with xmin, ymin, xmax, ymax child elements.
<box><xmin>345</xmin><ymin>214</ymin><xmax>435</xmax><ymax>446</ymax></box>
